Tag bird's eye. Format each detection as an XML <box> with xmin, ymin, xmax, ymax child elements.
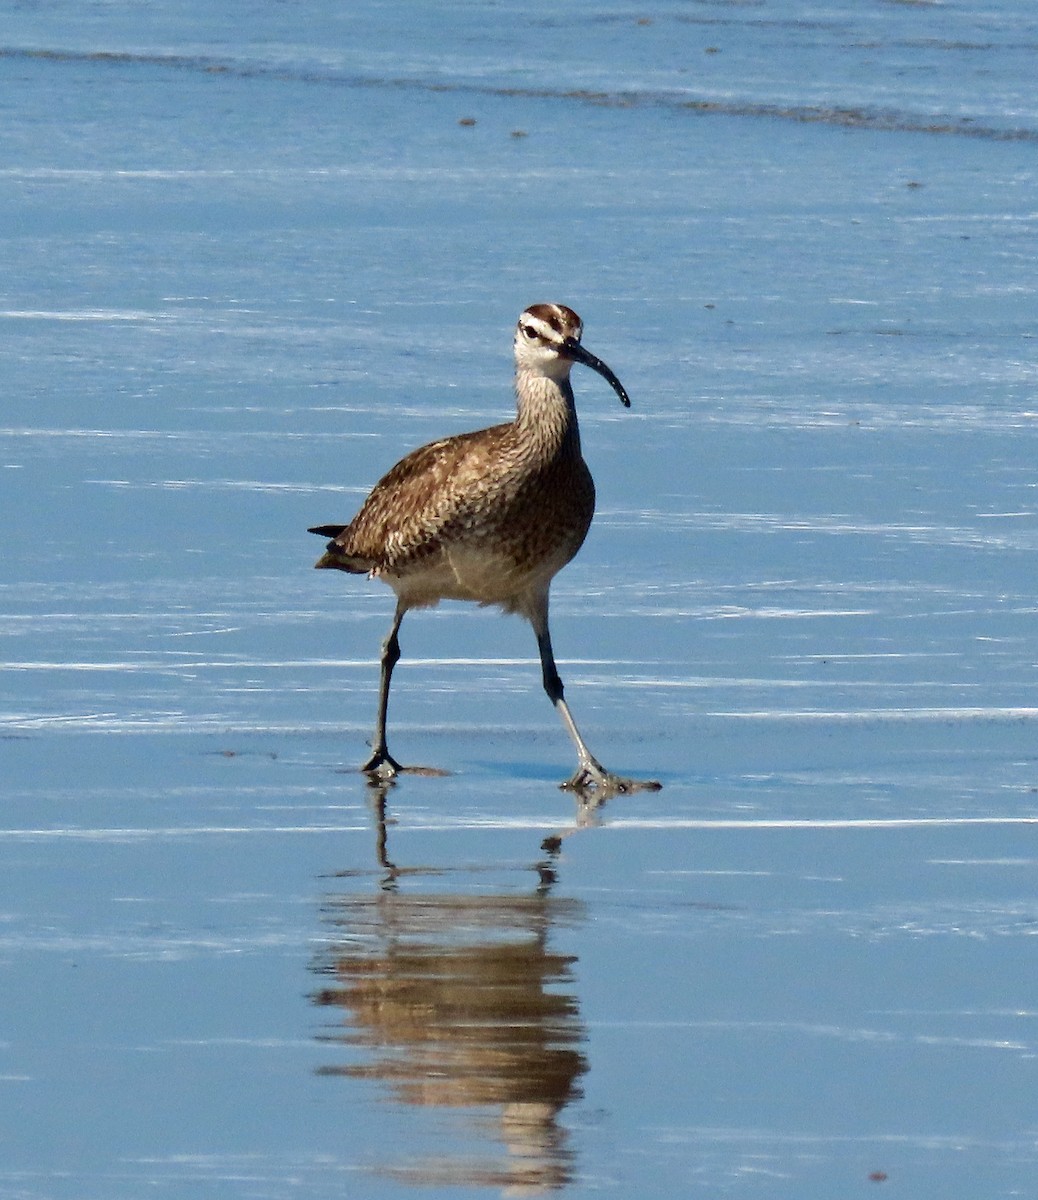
<box><xmin>521</xmin><ymin>324</ymin><xmax>538</xmax><ymax>339</ymax></box>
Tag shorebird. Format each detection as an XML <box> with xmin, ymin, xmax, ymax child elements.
<box><xmin>309</xmin><ymin>303</ymin><xmax>660</xmax><ymax>798</ymax></box>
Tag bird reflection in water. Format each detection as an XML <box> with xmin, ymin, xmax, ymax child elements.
<box><xmin>311</xmin><ymin>786</ymin><xmax>589</xmax><ymax>1193</ymax></box>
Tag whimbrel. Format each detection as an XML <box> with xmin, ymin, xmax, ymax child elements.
<box><xmin>309</xmin><ymin>303</ymin><xmax>660</xmax><ymax>797</ymax></box>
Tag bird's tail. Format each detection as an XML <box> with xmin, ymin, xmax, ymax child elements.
<box><xmin>307</xmin><ymin>525</ymin><xmax>371</xmax><ymax>573</ymax></box>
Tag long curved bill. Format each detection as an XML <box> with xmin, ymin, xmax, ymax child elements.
<box><xmin>561</xmin><ymin>337</ymin><xmax>632</xmax><ymax>408</ymax></box>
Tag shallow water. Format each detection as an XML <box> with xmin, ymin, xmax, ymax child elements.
<box><xmin>2</xmin><ymin>2</ymin><xmax>1038</xmax><ymax>1196</ymax></box>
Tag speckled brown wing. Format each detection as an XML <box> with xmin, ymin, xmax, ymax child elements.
<box><xmin>321</xmin><ymin>422</ymin><xmax>517</xmax><ymax>573</ymax></box>
<box><xmin>318</xmin><ymin>416</ymin><xmax>595</xmax><ymax>590</ymax></box>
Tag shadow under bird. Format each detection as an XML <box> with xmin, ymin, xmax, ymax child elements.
<box><xmin>308</xmin><ymin>303</ymin><xmax>660</xmax><ymax>797</ymax></box>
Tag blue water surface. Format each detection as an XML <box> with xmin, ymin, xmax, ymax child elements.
<box><xmin>2</xmin><ymin>2</ymin><xmax>1037</xmax><ymax>1197</ymax></box>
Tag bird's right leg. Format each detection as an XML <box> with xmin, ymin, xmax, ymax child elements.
<box><xmin>530</xmin><ymin>604</ymin><xmax>661</xmax><ymax>800</ymax></box>
<box><xmin>361</xmin><ymin>603</ymin><xmax>406</xmax><ymax>778</ymax></box>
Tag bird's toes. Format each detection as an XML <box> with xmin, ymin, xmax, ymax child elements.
<box><xmin>361</xmin><ymin>753</ymin><xmax>450</xmax><ymax>780</ymax></box>
<box><xmin>561</xmin><ymin>763</ymin><xmax>662</xmax><ymax>801</ymax></box>
<box><xmin>360</xmin><ymin>752</ymin><xmax>403</xmax><ymax>779</ymax></box>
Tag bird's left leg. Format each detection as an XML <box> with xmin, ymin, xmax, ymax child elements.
<box><xmin>360</xmin><ymin>602</ymin><xmax>406</xmax><ymax>777</ymax></box>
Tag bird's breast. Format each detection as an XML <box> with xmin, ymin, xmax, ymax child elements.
<box><xmin>387</xmin><ymin>454</ymin><xmax>595</xmax><ymax>609</ymax></box>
